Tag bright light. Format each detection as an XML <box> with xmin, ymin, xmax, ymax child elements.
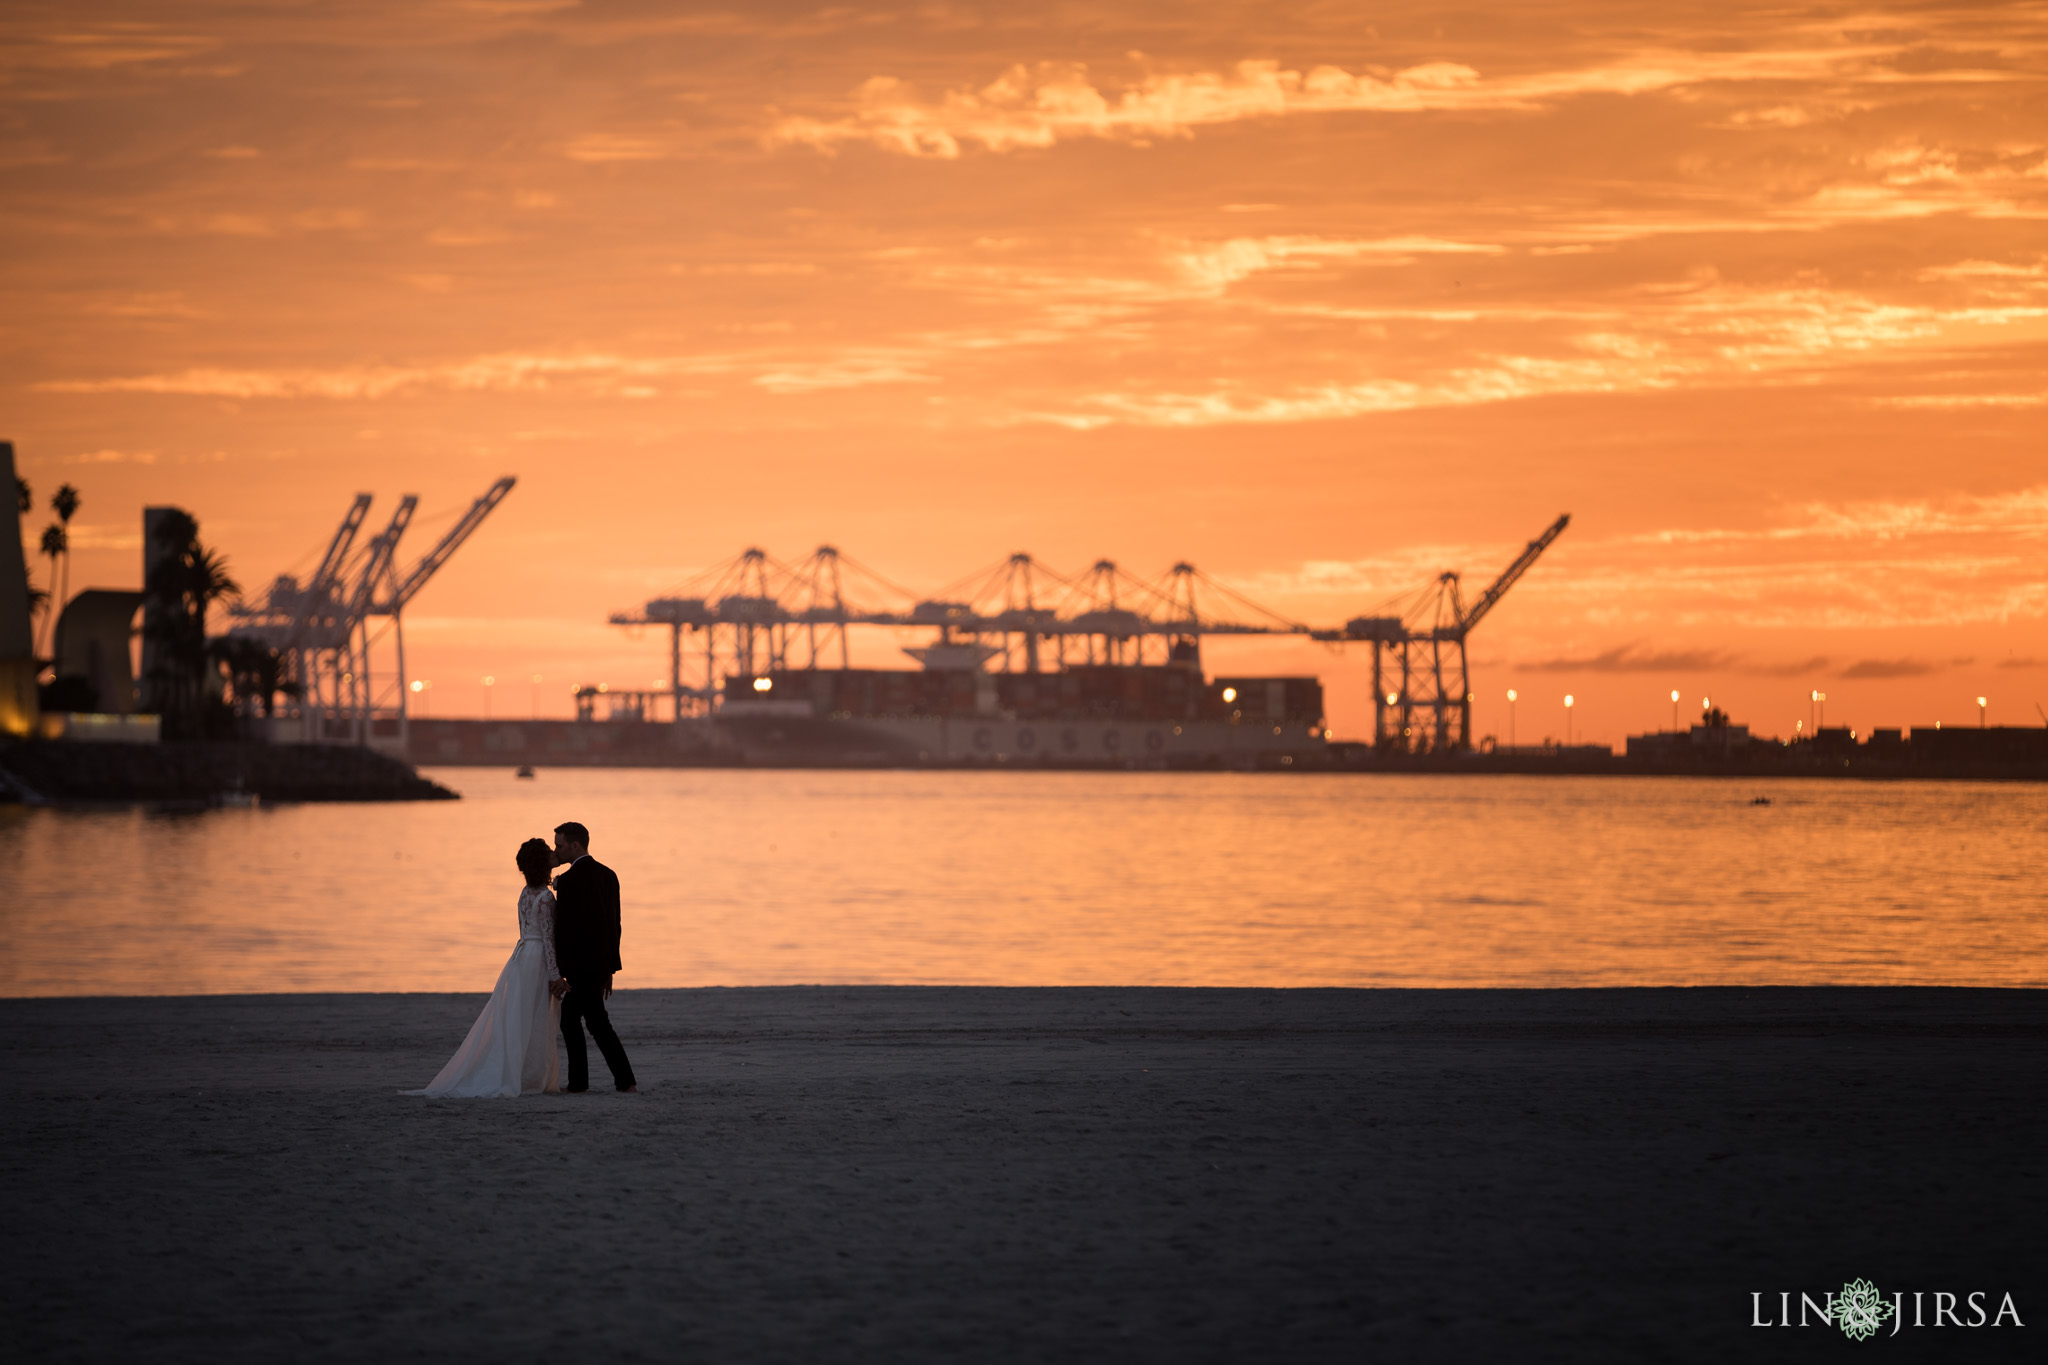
<box><xmin>483</xmin><ymin>675</ymin><xmax>494</xmax><ymax>686</ymax></box>
<box><xmin>1670</xmin><ymin>690</ymin><xmax>1679</xmax><ymax>703</ymax></box>
<box><xmin>408</xmin><ymin>680</ymin><xmax>423</xmax><ymax>693</ymax></box>
<box><xmin>1506</xmin><ymin>689</ymin><xmax>1517</xmax><ymax>702</ymax></box>
<box><xmin>1977</xmin><ymin>696</ymin><xmax>1988</xmax><ymax>707</ymax></box>
<box><xmin>597</xmin><ymin>683</ymin><xmax>607</xmax><ymax>693</ymax></box>
<box><xmin>1702</xmin><ymin>697</ymin><xmax>1710</xmax><ymax>710</ymax></box>
<box><xmin>1222</xmin><ymin>687</ymin><xmax>1237</xmax><ymax>703</ymax></box>
<box><xmin>1385</xmin><ymin>691</ymin><xmax>1398</xmax><ymax>706</ymax></box>
<box><xmin>1564</xmin><ymin>694</ymin><xmax>1574</xmax><ymax>708</ymax></box>
<box><xmin>753</xmin><ymin>676</ymin><xmax>773</xmax><ymax>692</ymax></box>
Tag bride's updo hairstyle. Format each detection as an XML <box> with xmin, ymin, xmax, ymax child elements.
<box><xmin>515</xmin><ymin>838</ymin><xmax>553</xmax><ymax>888</ymax></box>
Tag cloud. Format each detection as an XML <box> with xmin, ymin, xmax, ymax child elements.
<box><xmin>1870</xmin><ymin>393</ymin><xmax>2048</xmax><ymax>409</ymax></box>
<box><xmin>1515</xmin><ymin>646</ymin><xmax>1836</xmax><ymax>676</ymax></box>
<box><xmin>31</xmin><ymin>346</ymin><xmax>943</xmax><ymax>401</ymax></box>
<box><xmin>83</xmin><ymin>292</ymin><xmax>207</xmax><ymax>321</ymax></box>
<box><xmin>348</xmin><ymin>157</ymin><xmax>459</xmax><ymax>172</ymax></box>
<box><xmin>1840</xmin><ymin>657</ymin><xmax>1944</xmax><ymax>678</ymax></box>
<box><xmin>426</xmin><ymin>227</ymin><xmax>510</xmax><ymax>246</ymax></box>
<box><xmin>61</xmin><ymin>448</ymin><xmax>156</xmax><ymax>465</ymax></box>
<box><xmin>1523</xmin><ymin>645</ymin><xmax>1742</xmax><ymax>673</ymax></box>
<box><xmin>2</xmin><ymin>28</ymin><xmax>220</xmax><ymax>74</ymax></box>
<box><xmin>562</xmin><ymin>134</ymin><xmax>672</xmax><ymax>162</ymax></box>
<box><xmin>63</xmin><ymin>526</ymin><xmax>144</xmax><ymax>550</ymax></box>
<box><xmin>751</xmin><ymin>357</ymin><xmax>937</xmax><ymax>393</ymax></box>
<box><xmin>1170</xmin><ymin>235</ymin><xmax>1505</xmax><ymax>290</ymax></box>
<box><xmin>767</xmin><ymin>40</ymin><xmax>1995</xmax><ymax>159</ymax></box>
<box><xmin>34</xmin><ymin>351</ymin><xmax>740</xmax><ymax>399</ymax></box>
<box><xmin>1630</xmin><ymin>486</ymin><xmax>2048</xmax><ymax>547</ymax></box>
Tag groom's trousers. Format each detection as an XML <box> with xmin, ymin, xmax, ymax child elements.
<box><xmin>561</xmin><ymin>977</ymin><xmax>636</xmax><ymax>1091</ymax></box>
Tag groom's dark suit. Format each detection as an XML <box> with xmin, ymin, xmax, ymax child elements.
<box><xmin>552</xmin><ymin>854</ymin><xmax>636</xmax><ymax>1092</ymax></box>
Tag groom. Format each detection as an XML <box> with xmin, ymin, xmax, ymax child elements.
<box><xmin>551</xmin><ymin>821</ymin><xmax>638</xmax><ymax>1094</ymax></box>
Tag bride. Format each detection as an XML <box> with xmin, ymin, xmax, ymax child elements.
<box><xmin>411</xmin><ymin>838</ymin><xmax>565</xmax><ymax>1098</ymax></box>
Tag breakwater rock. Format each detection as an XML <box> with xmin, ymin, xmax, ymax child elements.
<box><xmin>0</xmin><ymin>741</ymin><xmax>457</xmax><ymax>804</ymax></box>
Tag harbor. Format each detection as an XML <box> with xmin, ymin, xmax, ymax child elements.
<box><xmin>9</xmin><ymin>453</ymin><xmax>2048</xmax><ymax>795</ymax></box>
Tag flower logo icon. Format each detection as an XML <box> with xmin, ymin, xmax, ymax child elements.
<box><xmin>1836</xmin><ymin>1279</ymin><xmax>1894</xmax><ymax>1341</ymax></box>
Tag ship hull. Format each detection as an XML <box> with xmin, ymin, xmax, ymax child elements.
<box><xmin>712</xmin><ymin>710</ymin><xmax>1320</xmax><ymax>768</ymax></box>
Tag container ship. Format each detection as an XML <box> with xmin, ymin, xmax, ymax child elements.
<box><xmin>711</xmin><ymin>658</ymin><xmax>1325</xmax><ymax>768</ymax></box>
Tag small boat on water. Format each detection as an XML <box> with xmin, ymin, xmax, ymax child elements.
<box><xmin>515</xmin><ymin>765</ymin><xmax>535</xmax><ymax>779</ymax></box>
<box><xmin>1750</xmin><ymin>796</ymin><xmax>1772</xmax><ymax>806</ymax></box>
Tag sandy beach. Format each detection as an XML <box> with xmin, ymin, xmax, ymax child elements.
<box><xmin>4</xmin><ymin>987</ymin><xmax>2042</xmax><ymax>1362</ymax></box>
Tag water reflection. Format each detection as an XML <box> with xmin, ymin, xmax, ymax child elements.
<box><xmin>7</xmin><ymin>770</ymin><xmax>2044</xmax><ymax>996</ymax></box>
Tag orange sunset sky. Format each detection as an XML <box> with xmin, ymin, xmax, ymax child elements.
<box><xmin>5</xmin><ymin>1</ymin><xmax>2045</xmax><ymax>745</ymax></box>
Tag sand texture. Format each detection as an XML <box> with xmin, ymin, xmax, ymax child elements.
<box><xmin>3</xmin><ymin>987</ymin><xmax>2043</xmax><ymax>1362</ymax></box>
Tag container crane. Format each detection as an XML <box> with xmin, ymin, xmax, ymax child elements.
<box><xmin>1317</xmin><ymin>513</ymin><xmax>1569</xmax><ymax>753</ymax></box>
<box><xmin>363</xmin><ymin>477</ymin><xmax>515</xmax><ymax>732</ymax></box>
<box><xmin>223</xmin><ymin>478</ymin><xmax>513</xmax><ymax>747</ymax></box>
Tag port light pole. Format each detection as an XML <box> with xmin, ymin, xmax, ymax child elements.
<box><xmin>483</xmin><ymin>674</ymin><xmax>493</xmax><ymax>719</ymax></box>
<box><xmin>1507</xmin><ymin>688</ymin><xmax>1517</xmax><ymax>748</ymax></box>
<box><xmin>1564</xmin><ymin>693</ymin><xmax>1574</xmax><ymax>745</ymax></box>
<box><xmin>1670</xmin><ymin>689</ymin><xmax>1679</xmax><ymax>732</ymax></box>
<box><xmin>1978</xmin><ymin>696</ymin><xmax>1988</xmax><ymax>727</ymax></box>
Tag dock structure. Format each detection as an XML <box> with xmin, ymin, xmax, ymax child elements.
<box><xmin>220</xmin><ymin>479</ymin><xmax>515</xmax><ymax>751</ymax></box>
<box><xmin>606</xmin><ymin>516</ymin><xmax>1569</xmax><ymax>756</ymax></box>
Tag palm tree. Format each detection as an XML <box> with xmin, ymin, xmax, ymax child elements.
<box><xmin>187</xmin><ymin>541</ymin><xmax>239</xmax><ymax>618</ymax></box>
<box><xmin>13</xmin><ymin>475</ymin><xmax>28</xmax><ymax>515</ymax></box>
<box><xmin>143</xmin><ymin>513</ymin><xmax>241</xmax><ymax>738</ymax></box>
<box><xmin>50</xmin><ymin>483</ymin><xmax>79</xmax><ymax>635</ymax></box>
<box><xmin>37</xmin><ymin>523</ymin><xmax>65</xmax><ymax>659</ymax></box>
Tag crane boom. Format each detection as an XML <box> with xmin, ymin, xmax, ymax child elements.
<box><xmin>1456</xmin><ymin>513</ymin><xmax>1569</xmax><ymax>636</ymax></box>
<box><xmin>289</xmin><ymin>493</ymin><xmax>372</xmax><ymax>644</ymax></box>
<box><xmin>382</xmin><ymin>477</ymin><xmax>515</xmax><ymax>612</ymax></box>
<box><xmin>309</xmin><ymin>495</ymin><xmax>373</xmax><ymax>595</ymax></box>
<box><xmin>343</xmin><ymin>496</ymin><xmax>418</xmax><ymax>625</ymax></box>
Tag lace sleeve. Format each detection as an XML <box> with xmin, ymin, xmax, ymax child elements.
<box><xmin>538</xmin><ymin>889</ymin><xmax>561</xmax><ymax>980</ymax></box>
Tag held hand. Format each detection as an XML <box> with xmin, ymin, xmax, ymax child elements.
<box><xmin>549</xmin><ymin>978</ymin><xmax>570</xmax><ymax>999</ymax></box>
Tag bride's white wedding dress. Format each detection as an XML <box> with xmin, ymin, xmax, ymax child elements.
<box><xmin>411</xmin><ymin>886</ymin><xmax>562</xmax><ymax>1098</ymax></box>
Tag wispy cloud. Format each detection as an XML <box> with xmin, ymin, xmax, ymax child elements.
<box><xmin>1170</xmin><ymin>235</ymin><xmax>1505</xmax><ymax>290</ymax></box>
<box><xmin>1524</xmin><ymin>644</ymin><xmax>1743</xmax><ymax>674</ymax></box>
<box><xmin>34</xmin><ymin>352</ymin><xmax>738</xmax><ymax>399</ymax></box>
<box><xmin>767</xmin><ymin>39</ymin><xmax>2025</xmax><ymax>160</ymax></box>
<box><xmin>1840</xmin><ymin>657</ymin><xmax>1944</xmax><ymax>679</ymax></box>
<box><xmin>61</xmin><ymin>448</ymin><xmax>155</xmax><ymax>465</ymax></box>
<box><xmin>561</xmin><ymin>134</ymin><xmax>673</xmax><ymax>162</ymax></box>
<box><xmin>1518</xmin><ymin>645</ymin><xmax>1843</xmax><ymax>676</ymax></box>
<box><xmin>32</xmin><ymin>346</ymin><xmax>943</xmax><ymax>401</ymax></box>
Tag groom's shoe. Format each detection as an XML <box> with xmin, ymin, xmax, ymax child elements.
<box><xmin>619</xmin><ymin>1085</ymin><xmax>639</xmax><ymax>1094</ymax></box>
<box><xmin>563</xmin><ymin>1085</ymin><xmax>590</xmax><ymax>1094</ymax></box>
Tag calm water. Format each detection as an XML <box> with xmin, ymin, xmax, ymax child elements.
<box><xmin>6</xmin><ymin>769</ymin><xmax>2044</xmax><ymax>996</ymax></box>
